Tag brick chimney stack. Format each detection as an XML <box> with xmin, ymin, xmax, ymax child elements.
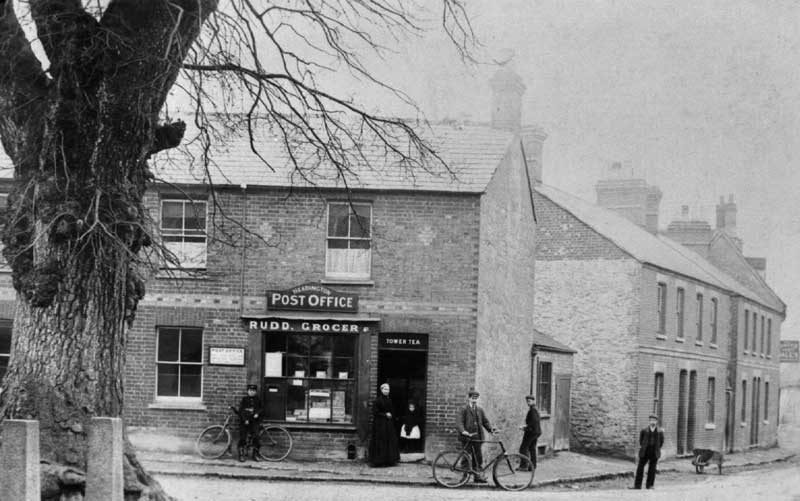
<box><xmin>490</xmin><ymin>64</ymin><xmax>525</xmax><ymax>132</ymax></box>
<box><xmin>595</xmin><ymin>163</ymin><xmax>662</xmax><ymax>234</ymax></box>
<box><xmin>665</xmin><ymin>205</ymin><xmax>713</xmax><ymax>258</ymax></box>
<box><xmin>716</xmin><ymin>194</ymin><xmax>742</xmax><ymax>250</ymax></box>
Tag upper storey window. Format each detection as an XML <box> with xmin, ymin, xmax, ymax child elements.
<box><xmin>326</xmin><ymin>202</ymin><xmax>371</xmax><ymax>280</ymax></box>
<box><xmin>161</xmin><ymin>199</ymin><xmax>207</xmax><ymax>269</ymax></box>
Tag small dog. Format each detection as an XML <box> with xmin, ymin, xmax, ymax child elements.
<box><xmin>691</xmin><ymin>448</ymin><xmax>724</xmax><ymax>474</ymax></box>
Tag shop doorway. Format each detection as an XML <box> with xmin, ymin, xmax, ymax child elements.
<box><xmin>377</xmin><ymin>333</ymin><xmax>428</xmax><ymax>454</ymax></box>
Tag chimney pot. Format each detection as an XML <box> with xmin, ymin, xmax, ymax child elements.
<box><xmin>490</xmin><ymin>64</ymin><xmax>525</xmax><ymax>131</ymax></box>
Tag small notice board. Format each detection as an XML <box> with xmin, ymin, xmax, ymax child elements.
<box><xmin>209</xmin><ymin>347</ymin><xmax>246</xmax><ymax>366</ymax></box>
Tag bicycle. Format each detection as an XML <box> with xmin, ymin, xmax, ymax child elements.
<box><xmin>195</xmin><ymin>406</ymin><xmax>293</xmax><ymax>461</ymax></box>
<box><xmin>432</xmin><ymin>431</ymin><xmax>534</xmax><ymax>491</ymax></box>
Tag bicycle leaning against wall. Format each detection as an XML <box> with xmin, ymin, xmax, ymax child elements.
<box><xmin>195</xmin><ymin>406</ymin><xmax>293</xmax><ymax>461</ymax></box>
<box><xmin>432</xmin><ymin>431</ymin><xmax>534</xmax><ymax>491</ymax></box>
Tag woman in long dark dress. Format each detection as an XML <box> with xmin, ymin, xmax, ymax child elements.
<box><xmin>369</xmin><ymin>383</ymin><xmax>400</xmax><ymax>467</ymax></box>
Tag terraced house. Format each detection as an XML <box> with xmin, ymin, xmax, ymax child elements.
<box><xmin>532</xmin><ymin>168</ymin><xmax>785</xmax><ymax>458</ymax></box>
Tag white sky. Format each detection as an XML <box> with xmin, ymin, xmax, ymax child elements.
<box><xmin>335</xmin><ymin>0</ymin><xmax>800</xmax><ymax>338</ymax></box>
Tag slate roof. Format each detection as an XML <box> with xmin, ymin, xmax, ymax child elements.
<box><xmin>150</xmin><ymin>122</ymin><xmax>516</xmax><ymax>193</ymax></box>
<box><xmin>0</xmin><ymin>122</ymin><xmax>517</xmax><ymax>193</ymax></box>
<box><xmin>533</xmin><ymin>329</ymin><xmax>577</xmax><ymax>354</ymax></box>
<box><xmin>535</xmin><ymin>184</ymin><xmax>784</xmax><ymax>313</ymax></box>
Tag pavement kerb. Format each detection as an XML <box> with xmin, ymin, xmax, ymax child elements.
<box><xmin>145</xmin><ymin>450</ymin><xmax>796</xmax><ymax>489</ymax></box>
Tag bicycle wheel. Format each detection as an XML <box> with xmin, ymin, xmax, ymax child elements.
<box><xmin>492</xmin><ymin>453</ymin><xmax>534</xmax><ymax>491</ymax></box>
<box><xmin>432</xmin><ymin>450</ymin><xmax>471</xmax><ymax>488</ymax></box>
<box><xmin>258</xmin><ymin>425</ymin><xmax>293</xmax><ymax>461</ymax></box>
<box><xmin>196</xmin><ymin>425</ymin><xmax>231</xmax><ymax>459</ymax></box>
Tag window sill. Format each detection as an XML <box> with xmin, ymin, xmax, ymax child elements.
<box><xmin>740</xmin><ymin>422</ymin><xmax>747</xmax><ymax>428</ymax></box>
<box><xmin>266</xmin><ymin>421</ymin><xmax>357</xmax><ymax>432</ymax></box>
<box><xmin>321</xmin><ymin>278</ymin><xmax>374</xmax><ymax>286</ymax></box>
<box><xmin>148</xmin><ymin>400</ymin><xmax>207</xmax><ymax>411</ymax></box>
<box><xmin>709</xmin><ymin>343</ymin><xmax>718</xmax><ymax>349</ymax></box>
<box><xmin>763</xmin><ymin>420</ymin><xmax>769</xmax><ymax>425</ymax></box>
<box><xmin>695</xmin><ymin>341</ymin><xmax>703</xmax><ymax>347</ymax></box>
<box><xmin>538</xmin><ymin>413</ymin><xmax>551</xmax><ymax>420</ymax></box>
<box><xmin>656</xmin><ymin>334</ymin><xmax>667</xmax><ymax>340</ymax></box>
<box><xmin>675</xmin><ymin>337</ymin><xmax>685</xmax><ymax>343</ymax></box>
<box><xmin>743</xmin><ymin>351</ymin><xmax>749</xmax><ymax>356</ymax></box>
<box><xmin>704</xmin><ymin>423</ymin><xmax>716</xmax><ymax>430</ymax></box>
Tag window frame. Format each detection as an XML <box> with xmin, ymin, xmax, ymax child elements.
<box><xmin>744</xmin><ymin>309</ymin><xmax>749</xmax><ymax>353</ymax></box>
<box><xmin>696</xmin><ymin>293</ymin><xmax>704</xmax><ymax>342</ymax></box>
<box><xmin>710</xmin><ymin>298</ymin><xmax>718</xmax><ymax>345</ymax></box>
<box><xmin>741</xmin><ymin>380</ymin><xmax>747</xmax><ymax>423</ymax></box>
<box><xmin>536</xmin><ymin>361</ymin><xmax>553</xmax><ymax>415</ymax></box>
<box><xmin>760</xmin><ymin>315</ymin><xmax>765</xmax><ymax>356</ymax></box>
<box><xmin>767</xmin><ymin>319</ymin><xmax>772</xmax><ymax>356</ymax></box>
<box><xmin>764</xmin><ymin>382</ymin><xmax>769</xmax><ymax>421</ymax></box>
<box><xmin>656</xmin><ymin>283</ymin><xmax>667</xmax><ymax>335</ymax></box>
<box><xmin>706</xmin><ymin>377</ymin><xmax>716</xmax><ymax>424</ymax></box>
<box><xmin>676</xmin><ymin>287</ymin><xmax>685</xmax><ymax>339</ymax></box>
<box><xmin>160</xmin><ymin>198</ymin><xmax>208</xmax><ymax>270</ymax></box>
<box><xmin>325</xmin><ymin>202</ymin><xmax>373</xmax><ymax>280</ymax></box>
<box><xmin>262</xmin><ymin>332</ymin><xmax>358</xmax><ymax>425</ymax></box>
<box><xmin>155</xmin><ymin>327</ymin><xmax>204</xmax><ymax>402</ymax></box>
<box><xmin>751</xmin><ymin>311</ymin><xmax>758</xmax><ymax>353</ymax></box>
<box><xmin>653</xmin><ymin>372</ymin><xmax>664</xmax><ymax>423</ymax></box>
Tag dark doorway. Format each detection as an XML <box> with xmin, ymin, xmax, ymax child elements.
<box><xmin>677</xmin><ymin>370</ymin><xmax>687</xmax><ymax>455</ymax></box>
<box><xmin>750</xmin><ymin>377</ymin><xmax>760</xmax><ymax>446</ymax></box>
<box><xmin>687</xmin><ymin>371</ymin><xmax>697</xmax><ymax>453</ymax></box>
<box><xmin>725</xmin><ymin>390</ymin><xmax>733</xmax><ymax>452</ymax></box>
<box><xmin>377</xmin><ymin>333</ymin><xmax>428</xmax><ymax>454</ymax></box>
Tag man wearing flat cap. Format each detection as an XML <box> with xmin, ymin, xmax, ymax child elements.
<box><xmin>456</xmin><ymin>389</ymin><xmax>498</xmax><ymax>483</ymax></box>
<box><xmin>518</xmin><ymin>395</ymin><xmax>541</xmax><ymax>470</ymax></box>
<box><xmin>632</xmin><ymin>414</ymin><xmax>664</xmax><ymax>489</ymax></box>
<box><xmin>237</xmin><ymin>383</ymin><xmax>263</xmax><ymax>462</ymax></box>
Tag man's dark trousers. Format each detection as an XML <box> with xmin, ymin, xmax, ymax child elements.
<box><xmin>519</xmin><ymin>432</ymin><xmax>538</xmax><ymax>468</ymax></box>
<box><xmin>634</xmin><ymin>453</ymin><xmax>657</xmax><ymax>489</ymax></box>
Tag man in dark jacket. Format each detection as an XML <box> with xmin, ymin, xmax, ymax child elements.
<box><xmin>632</xmin><ymin>414</ymin><xmax>665</xmax><ymax>489</ymax></box>
<box><xmin>518</xmin><ymin>395</ymin><xmax>541</xmax><ymax>469</ymax></box>
<box><xmin>237</xmin><ymin>383</ymin><xmax>263</xmax><ymax>462</ymax></box>
<box><xmin>456</xmin><ymin>389</ymin><xmax>498</xmax><ymax>483</ymax></box>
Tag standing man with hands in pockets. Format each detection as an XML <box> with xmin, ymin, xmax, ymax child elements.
<box><xmin>456</xmin><ymin>388</ymin><xmax>498</xmax><ymax>483</ymax></box>
<box><xmin>632</xmin><ymin>414</ymin><xmax>665</xmax><ymax>489</ymax></box>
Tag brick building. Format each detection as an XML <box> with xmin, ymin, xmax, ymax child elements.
<box><xmin>107</xmin><ymin>69</ymin><xmax>546</xmax><ymax>460</ymax></box>
<box><xmin>532</xmin><ymin>171</ymin><xmax>785</xmax><ymax>458</ymax></box>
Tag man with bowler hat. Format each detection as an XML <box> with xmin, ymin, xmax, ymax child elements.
<box><xmin>456</xmin><ymin>388</ymin><xmax>498</xmax><ymax>483</ymax></box>
<box><xmin>632</xmin><ymin>414</ymin><xmax>664</xmax><ymax>489</ymax></box>
<box><xmin>518</xmin><ymin>394</ymin><xmax>541</xmax><ymax>469</ymax></box>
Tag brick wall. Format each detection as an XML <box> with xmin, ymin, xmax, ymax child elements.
<box><xmin>476</xmin><ymin>144</ymin><xmax>537</xmax><ymax>454</ymax></box>
<box><xmin>126</xmin><ymin>187</ymin><xmax>485</xmax><ymax>459</ymax></box>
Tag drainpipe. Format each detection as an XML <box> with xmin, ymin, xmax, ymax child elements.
<box><xmin>239</xmin><ymin>183</ymin><xmax>248</xmax><ymax>317</ymax></box>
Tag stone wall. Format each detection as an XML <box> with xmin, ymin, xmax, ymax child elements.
<box><xmin>476</xmin><ymin>143</ymin><xmax>537</xmax><ymax>453</ymax></box>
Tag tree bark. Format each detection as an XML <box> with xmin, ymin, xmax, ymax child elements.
<box><xmin>0</xmin><ymin>1</ymin><xmax>216</xmax><ymax>499</ymax></box>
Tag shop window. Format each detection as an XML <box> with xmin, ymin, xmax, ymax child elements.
<box><xmin>536</xmin><ymin>361</ymin><xmax>552</xmax><ymax>415</ymax></box>
<box><xmin>706</xmin><ymin>377</ymin><xmax>715</xmax><ymax>423</ymax></box>
<box><xmin>653</xmin><ymin>372</ymin><xmax>664</xmax><ymax>423</ymax></box>
<box><xmin>741</xmin><ymin>380</ymin><xmax>747</xmax><ymax>423</ymax></box>
<box><xmin>0</xmin><ymin>320</ymin><xmax>11</xmax><ymax>381</ymax></box>
<box><xmin>263</xmin><ymin>333</ymin><xmax>356</xmax><ymax>424</ymax></box>
<box><xmin>767</xmin><ymin>319</ymin><xmax>772</xmax><ymax>356</ymax></box>
<box><xmin>326</xmin><ymin>202</ymin><xmax>371</xmax><ymax>280</ymax></box>
<box><xmin>710</xmin><ymin>298</ymin><xmax>718</xmax><ymax>345</ymax></box>
<box><xmin>656</xmin><ymin>283</ymin><xmax>667</xmax><ymax>334</ymax></box>
<box><xmin>156</xmin><ymin>327</ymin><xmax>203</xmax><ymax>398</ymax></box>
<box><xmin>161</xmin><ymin>199</ymin><xmax>207</xmax><ymax>269</ymax></box>
<box><xmin>676</xmin><ymin>288</ymin><xmax>685</xmax><ymax>339</ymax></box>
<box><xmin>764</xmin><ymin>382</ymin><xmax>769</xmax><ymax>421</ymax></box>
<box><xmin>696</xmin><ymin>293</ymin><xmax>703</xmax><ymax>342</ymax></box>
<box><xmin>744</xmin><ymin>309</ymin><xmax>749</xmax><ymax>353</ymax></box>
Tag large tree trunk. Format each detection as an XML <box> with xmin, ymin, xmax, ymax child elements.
<box><xmin>0</xmin><ymin>1</ymin><xmax>218</xmax><ymax>499</ymax></box>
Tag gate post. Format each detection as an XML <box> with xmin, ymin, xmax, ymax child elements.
<box><xmin>85</xmin><ymin>417</ymin><xmax>124</xmax><ymax>501</ymax></box>
<box><xmin>0</xmin><ymin>419</ymin><xmax>41</xmax><ymax>501</ymax></box>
